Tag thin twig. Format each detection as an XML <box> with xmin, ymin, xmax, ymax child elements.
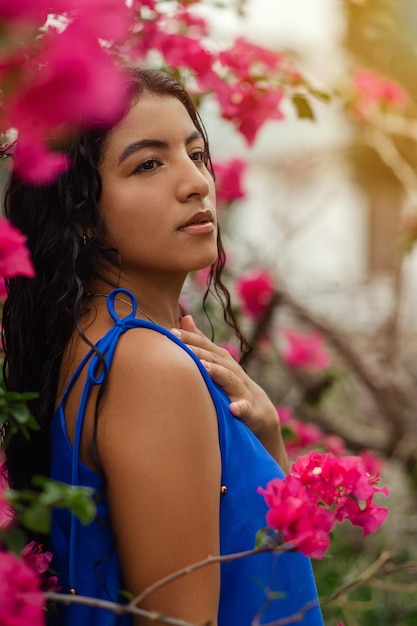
<box><xmin>130</xmin><ymin>546</ymin><xmax>274</xmax><ymax>607</ymax></box>
<box><xmin>45</xmin><ymin>591</ymin><xmax>202</xmax><ymax>626</ymax></box>
<box><xmin>321</xmin><ymin>551</ymin><xmax>394</xmax><ymax>605</ymax></box>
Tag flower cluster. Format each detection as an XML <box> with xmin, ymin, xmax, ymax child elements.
<box><xmin>0</xmin><ymin>0</ymin><xmax>133</xmax><ymax>183</ymax></box>
<box><xmin>259</xmin><ymin>450</ymin><xmax>389</xmax><ymax>558</ymax></box>
<box><xmin>125</xmin><ymin>3</ymin><xmax>299</xmax><ymax>144</ymax></box>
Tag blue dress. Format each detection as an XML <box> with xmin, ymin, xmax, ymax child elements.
<box><xmin>50</xmin><ymin>289</ymin><xmax>324</xmax><ymax>626</ymax></box>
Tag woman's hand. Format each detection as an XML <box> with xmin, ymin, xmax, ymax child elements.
<box><xmin>173</xmin><ymin>316</ymin><xmax>290</xmax><ymax>473</ymax></box>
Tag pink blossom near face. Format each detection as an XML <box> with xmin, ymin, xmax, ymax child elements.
<box><xmin>235</xmin><ymin>269</ymin><xmax>275</xmax><ymax>319</ymax></box>
<box><xmin>213</xmin><ymin>158</ymin><xmax>247</xmax><ymax>204</ymax></box>
<box><xmin>0</xmin><ymin>550</ymin><xmax>45</xmax><ymax>626</ymax></box>
<box><xmin>213</xmin><ymin>80</ymin><xmax>284</xmax><ymax>145</ymax></box>
<box><xmin>281</xmin><ymin>328</ymin><xmax>330</xmax><ymax>372</ymax></box>
<box><xmin>0</xmin><ymin>217</ymin><xmax>34</xmax><ymax>280</ymax></box>
<box><xmin>7</xmin><ymin>9</ymin><xmax>130</xmax><ymax>183</ymax></box>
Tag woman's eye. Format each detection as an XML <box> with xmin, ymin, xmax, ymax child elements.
<box><xmin>134</xmin><ymin>158</ymin><xmax>160</xmax><ymax>174</ymax></box>
<box><xmin>190</xmin><ymin>150</ymin><xmax>207</xmax><ymax>164</ymax></box>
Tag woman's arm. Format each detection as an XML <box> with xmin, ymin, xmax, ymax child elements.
<box><xmin>97</xmin><ymin>328</ymin><xmax>221</xmax><ymax>625</ymax></box>
<box><xmin>174</xmin><ymin>317</ymin><xmax>290</xmax><ymax>474</ymax></box>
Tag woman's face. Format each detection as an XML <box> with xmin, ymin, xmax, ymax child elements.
<box><xmin>97</xmin><ymin>92</ymin><xmax>217</xmax><ymax>285</ymax></box>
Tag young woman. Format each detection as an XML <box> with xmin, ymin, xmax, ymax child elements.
<box><xmin>2</xmin><ymin>68</ymin><xmax>324</xmax><ymax>626</ymax></box>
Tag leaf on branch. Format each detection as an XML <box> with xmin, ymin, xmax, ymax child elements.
<box><xmin>0</xmin><ymin>526</ymin><xmax>28</xmax><ymax>554</ymax></box>
<box><xmin>0</xmin><ymin>380</ymin><xmax>39</xmax><ymax>447</ymax></box>
<box><xmin>291</xmin><ymin>94</ymin><xmax>315</xmax><ymax>121</ymax></box>
<box><xmin>8</xmin><ymin>477</ymin><xmax>96</xmax><ymax>534</ymax></box>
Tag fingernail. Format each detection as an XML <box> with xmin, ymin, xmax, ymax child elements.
<box><xmin>201</xmin><ymin>359</ymin><xmax>211</xmax><ymax>370</ymax></box>
<box><xmin>171</xmin><ymin>328</ymin><xmax>181</xmax><ymax>337</ymax></box>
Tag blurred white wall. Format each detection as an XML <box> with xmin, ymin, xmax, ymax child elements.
<box><xmin>200</xmin><ymin>0</ymin><xmax>389</xmax><ymax>329</ymax></box>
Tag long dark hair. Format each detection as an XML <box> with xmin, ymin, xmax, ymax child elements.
<box><xmin>2</xmin><ymin>67</ymin><xmax>249</xmax><ymax>493</ymax></box>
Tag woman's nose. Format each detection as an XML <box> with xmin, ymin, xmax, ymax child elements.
<box><xmin>176</xmin><ymin>157</ymin><xmax>211</xmax><ymax>201</ymax></box>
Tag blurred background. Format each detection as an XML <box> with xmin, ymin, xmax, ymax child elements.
<box><xmin>182</xmin><ymin>1</ymin><xmax>417</xmax><ymax>624</ymax></box>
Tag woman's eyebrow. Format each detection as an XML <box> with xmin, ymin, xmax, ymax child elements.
<box><xmin>117</xmin><ymin>130</ymin><xmax>204</xmax><ymax>166</ymax></box>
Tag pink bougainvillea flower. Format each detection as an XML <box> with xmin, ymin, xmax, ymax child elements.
<box><xmin>12</xmin><ymin>134</ymin><xmax>69</xmax><ymax>185</ymax></box>
<box><xmin>219</xmin><ymin>342</ymin><xmax>240</xmax><ymax>362</ymax></box>
<box><xmin>0</xmin><ymin>278</ymin><xmax>7</xmax><ymax>301</ymax></box>
<box><xmin>322</xmin><ymin>434</ymin><xmax>347</xmax><ymax>457</ymax></box>
<box><xmin>359</xmin><ymin>449</ymin><xmax>386</xmax><ymax>476</ymax></box>
<box><xmin>21</xmin><ymin>542</ymin><xmax>53</xmax><ymax>577</ymax></box>
<box><xmin>219</xmin><ymin>36</ymin><xmax>283</xmax><ymax>82</ymax></box>
<box><xmin>258</xmin><ymin>475</ymin><xmax>335</xmax><ymax>558</ymax></box>
<box><xmin>276</xmin><ymin>406</ymin><xmax>347</xmax><ymax>457</ymax></box>
<box><xmin>259</xmin><ymin>450</ymin><xmax>388</xmax><ymax>558</ymax></box>
<box><xmin>0</xmin><ymin>216</ymin><xmax>34</xmax><ymax>280</ymax></box>
<box><xmin>350</xmin><ymin>68</ymin><xmax>408</xmax><ymax>118</ymax></box>
<box><xmin>235</xmin><ymin>269</ymin><xmax>275</xmax><ymax>320</ymax></box>
<box><xmin>72</xmin><ymin>0</ymin><xmax>132</xmax><ymax>42</ymax></box>
<box><xmin>10</xmin><ymin>24</ymin><xmax>129</xmax><ymax>131</ymax></box>
<box><xmin>6</xmin><ymin>13</ymin><xmax>130</xmax><ymax>183</ymax></box>
<box><xmin>22</xmin><ymin>541</ymin><xmax>61</xmax><ymax>592</ymax></box>
<box><xmin>213</xmin><ymin>158</ymin><xmax>247</xmax><ymax>204</ymax></box>
<box><xmin>160</xmin><ymin>33</ymin><xmax>214</xmax><ymax>81</ymax></box>
<box><xmin>0</xmin><ymin>452</ymin><xmax>15</xmax><ymax>529</ymax></box>
<box><xmin>281</xmin><ymin>328</ymin><xmax>330</xmax><ymax>372</ymax></box>
<box><xmin>290</xmin><ymin>451</ymin><xmax>389</xmax><ymax>533</ymax></box>
<box><xmin>0</xmin><ymin>0</ymin><xmax>68</xmax><ymax>23</ymax></box>
<box><xmin>212</xmin><ymin>80</ymin><xmax>284</xmax><ymax>145</ymax></box>
<box><xmin>0</xmin><ymin>550</ymin><xmax>45</xmax><ymax>626</ymax></box>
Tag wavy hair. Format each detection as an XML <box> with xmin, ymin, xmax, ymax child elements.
<box><xmin>2</xmin><ymin>67</ymin><xmax>250</xmax><ymax>493</ymax></box>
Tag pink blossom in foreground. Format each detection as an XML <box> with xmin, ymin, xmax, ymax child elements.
<box><xmin>22</xmin><ymin>542</ymin><xmax>60</xmax><ymax>592</ymax></box>
<box><xmin>0</xmin><ymin>451</ymin><xmax>15</xmax><ymax>528</ymax></box>
<box><xmin>281</xmin><ymin>328</ymin><xmax>330</xmax><ymax>372</ymax></box>
<box><xmin>291</xmin><ymin>451</ymin><xmax>389</xmax><ymax>533</ymax></box>
<box><xmin>213</xmin><ymin>158</ymin><xmax>247</xmax><ymax>204</ymax></box>
<box><xmin>235</xmin><ymin>269</ymin><xmax>275</xmax><ymax>319</ymax></box>
<box><xmin>5</xmin><ymin>3</ymin><xmax>131</xmax><ymax>183</ymax></box>
<box><xmin>259</xmin><ymin>475</ymin><xmax>335</xmax><ymax>558</ymax></box>
<box><xmin>0</xmin><ymin>217</ymin><xmax>34</xmax><ymax>280</ymax></box>
<box><xmin>0</xmin><ymin>550</ymin><xmax>45</xmax><ymax>626</ymax></box>
<box><xmin>0</xmin><ymin>0</ymin><xmax>68</xmax><ymax>22</ymax></box>
<box><xmin>259</xmin><ymin>450</ymin><xmax>388</xmax><ymax>557</ymax></box>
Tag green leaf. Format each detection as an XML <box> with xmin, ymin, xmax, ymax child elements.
<box><xmin>292</xmin><ymin>94</ymin><xmax>315</xmax><ymax>120</ymax></box>
<box><xmin>0</xmin><ymin>527</ymin><xmax>28</xmax><ymax>554</ymax></box>
<box><xmin>8</xmin><ymin>478</ymin><xmax>96</xmax><ymax>534</ymax></box>
<box><xmin>21</xmin><ymin>501</ymin><xmax>51</xmax><ymax>534</ymax></box>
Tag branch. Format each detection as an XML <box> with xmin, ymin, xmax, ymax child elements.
<box><xmin>320</xmin><ymin>551</ymin><xmax>394</xmax><ymax>605</ymax></box>
<box><xmin>45</xmin><ymin>592</ymin><xmax>202</xmax><ymax>626</ymax></box>
<box><xmin>130</xmin><ymin>547</ymin><xmax>272</xmax><ymax>607</ymax></box>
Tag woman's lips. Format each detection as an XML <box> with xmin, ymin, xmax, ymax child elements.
<box><xmin>178</xmin><ymin>209</ymin><xmax>215</xmax><ymax>234</ymax></box>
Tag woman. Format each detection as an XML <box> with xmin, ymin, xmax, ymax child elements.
<box><xmin>2</xmin><ymin>68</ymin><xmax>324</xmax><ymax>625</ymax></box>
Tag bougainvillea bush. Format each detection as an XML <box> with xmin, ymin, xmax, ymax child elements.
<box><xmin>1</xmin><ymin>0</ymin><xmax>410</xmax><ymax>624</ymax></box>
